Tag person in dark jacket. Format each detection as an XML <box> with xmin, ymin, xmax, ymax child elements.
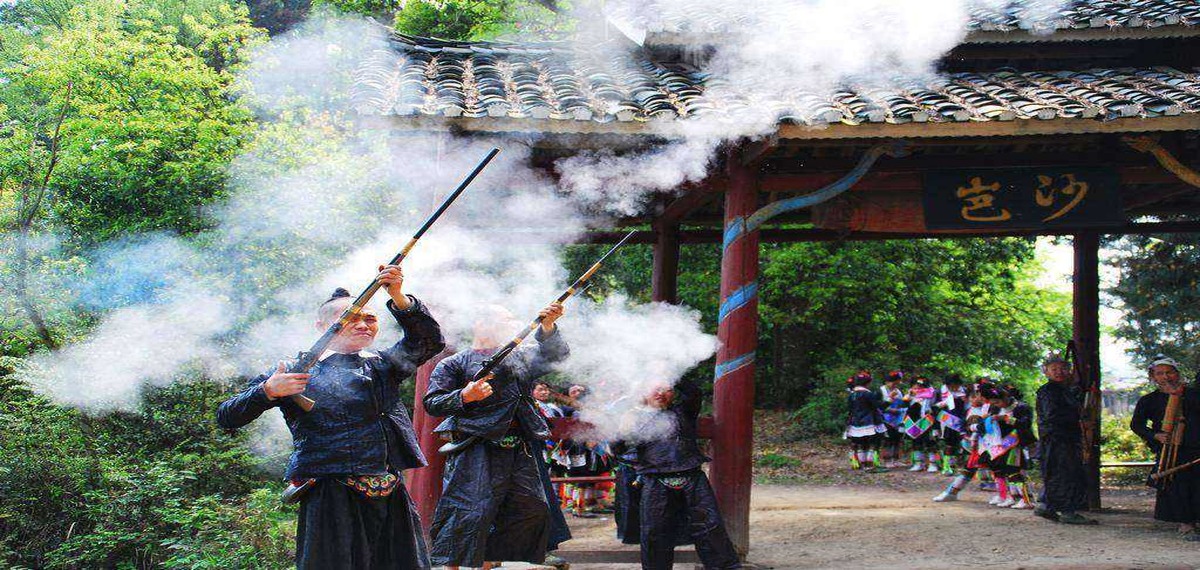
<box><xmin>614</xmin><ymin>379</ymin><xmax>741</xmax><ymax>570</ymax></box>
<box><xmin>844</xmin><ymin>371</ymin><xmax>887</xmax><ymax>471</ymax></box>
<box><xmin>1033</xmin><ymin>354</ymin><xmax>1096</xmax><ymax>525</ymax></box>
<box><xmin>216</xmin><ymin>265</ymin><xmax>445</xmax><ymax>570</ymax></box>
<box><xmin>424</xmin><ymin>302</ymin><xmax>568</xmax><ymax>570</ymax></box>
<box><xmin>1130</xmin><ymin>356</ymin><xmax>1200</xmax><ymax>540</ymax></box>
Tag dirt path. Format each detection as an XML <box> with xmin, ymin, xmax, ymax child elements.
<box><xmin>505</xmin><ymin>477</ymin><xmax>1198</xmax><ymax>570</ymax></box>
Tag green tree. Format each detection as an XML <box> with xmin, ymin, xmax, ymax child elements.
<box><xmin>1109</xmin><ymin>232</ymin><xmax>1200</xmax><ymax>374</ymax></box>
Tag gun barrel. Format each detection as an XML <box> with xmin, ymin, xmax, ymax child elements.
<box><xmin>291</xmin><ymin>148</ymin><xmax>500</xmax><ymax>410</ymax></box>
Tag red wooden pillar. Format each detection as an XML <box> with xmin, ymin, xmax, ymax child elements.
<box><xmin>711</xmin><ymin>157</ymin><xmax>759</xmax><ymax>555</ymax></box>
<box><xmin>652</xmin><ymin>222</ymin><xmax>680</xmax><ymax>304</ymax></box>
<box><xmin>407</xmin><ymin>350</ymin><xmax>450</xmax><ymax>532</ymax></box>
<box><xmin>1073</xmin><ymin>231</ymin><xmax>1102</xmax><ymax>510</ymax></box>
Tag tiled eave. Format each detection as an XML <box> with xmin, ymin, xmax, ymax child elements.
<box><xmin>365</xmin><ymin>112</ymin><xmax>1200</xmax><ymax>141</ymax></box>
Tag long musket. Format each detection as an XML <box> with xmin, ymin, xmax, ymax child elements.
<box><xmin>437</xmin><ymin>230</ymin><xmax>635</xmax><ymax>455</ymax></box>
<box><xmin>471</xmin><ymin>229</ymin><xmax>637</xmax><ymax>382</ymax></box>
<box><xmin>1150</xmin><ymin>455</ymin><xmax>1200</xmax><ymax>482</ymax></box>
<box><xmin>286</xmin><ymin>148</ymin><xmax>500</xmax><ymax>411</ymax></box>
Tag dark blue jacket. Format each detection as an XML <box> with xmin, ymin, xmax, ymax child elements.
<box><xmin>846</xmin><ymin>389</ymin><xmax>885</xmax><ymax>428</ymax></box>
<box><xmin>424</xmin><ymin>327</ymin><xmax>569</xmax><ymax>442</ymax></box>
<box><xmin>216</xmin><ymin>296</ymin><xmax>444</xmax><ymax>479</ymax></box>
<box><xmin>618</xmin><ymin>380</ymin><xmax>708</xmax><ymax>475</ymax></box>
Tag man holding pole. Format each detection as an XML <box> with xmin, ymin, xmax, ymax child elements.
<box><xmin>1034</xmin><ymin>353</ymin><xmax>1096</xmax><ymax>525</ymax></box>
<box><xmin>424</xmin><ymin>302</ymin><xmax>568</xmax><ymax>570</ymax></box>
<box><xmin>1130</xmin><ymin>357</ymin><xmax>1200</xmax><ymax>541</ymax></box>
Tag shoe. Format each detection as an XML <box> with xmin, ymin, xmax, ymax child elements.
<box><xmin>933</xmin><ymin>491</ymin><xmax>958</xmax><ymax>502</ymax></box>
<box><xmin>908</xmin><ymin>463</ymin><xmax>924</xmax><ymax>472</ymax></box>
<box><xmin>1058</xmin><ymin>512</ymin><xmax>1098</xmax><ymax>525</ymax></box>
<box><xmin>1033</xmin><ymin>507</ymin><xmax>1059</xmax><ymax>521</ymax></box>
<box><xmin>926</xmin><ymin>463</ymin><xmax>939</xmax><ymax>473</ymax></box>
<box><xmin>996</xmin><ymin>497</ymin><xmax>1016</xmax><ymax>508</ymax></box>
<box><xmin>988</xmin><ymin>494</ymin><xmax>1002</xmax><ymax>505</ymax></box>
<box><xmin>1185</xmin><ymin>532</ymin><xmax>1200</xmax><ymax>542</ymax></box>
<box><xmin>544</xmin><ymin>553</ymin><xmax>570</xmax><ymax>569</ymax></box>
<box><xmin>1010</xmin><ymin>499</ymin><xmax>1033</xmax><ymax>510</ymax></box>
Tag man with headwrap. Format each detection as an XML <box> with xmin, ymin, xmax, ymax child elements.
<box><xmin>1130</xmin><ymin>356</ymin><xmax>1200</xmax><ymax>541</ymax></box>
<box><xmin>217</xmin><ymin>265</ymin><xmax>445</xmax><ymax>569</ymax></box>
<box><xmin>1034</xmin><ymin>353</ymin><xmax>1096</xmax><ymax>525</ymax></box>
<box><xmin>424</xmin><ymin>302</ymin><xmax>568</xmax><ymax>570</ymax></box>
<box><xmin>613</xmin><ymin>379</ymin><xmax>741</xmax><ymax>570</ymax></box>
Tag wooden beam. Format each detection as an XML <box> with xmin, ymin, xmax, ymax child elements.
<box><xmin>1073</xmin><ymin>232</ymin><xmax>1103</xmax><ymax>511</ymax></box>
<box><xmin>572</xmin><ymin>220</ymin><xmax>1200</xmax><ymax>244</ymax></box>
<box><xmin>657</xmin><ymin>179</ymin><xmax>725</xmax><ymax>224</ymax></box>
<box><xmin>652</xmin><ymin>223</ymin><xmax>681</xmax><ymax>303</ymax></box>
<box><xmin>741</xmin><ymin>134</ymin><xmax>779</xmax><ymax>167</ymax></box>
<box><xmin>365</xmin><ymin>109</ymin><xmax>1200</xmax><ymax>141</ymax></box>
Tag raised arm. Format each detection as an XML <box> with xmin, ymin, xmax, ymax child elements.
<box><xmin>379</xmin><ymin>295</ymin><xmax>445</xmax><ymax>381</ymax></box>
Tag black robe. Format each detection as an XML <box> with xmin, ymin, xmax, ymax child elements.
<box><xmin>423</xmin><ymin>327</ymin><xmax>569</xmax><ymax>567</ymax></box>
<box><xmin>1035</xmin><ymin>381</ymin><xmax>1088</xmax><ymax>513</ymax></box>
<box><xmin>614</xmin><ymin>381</ymin><xmax>741</xmax><ymax>570</ymax></box>
<box><xmin>1131</xmin><ymin>387</ymin><xmax>1200</xmax><ymax>523</ymax></box>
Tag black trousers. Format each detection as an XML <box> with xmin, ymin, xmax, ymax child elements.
<box><xmin>429</xmin><ymin>441</ymin><xmax>549</xmax><ymax>567</ymax></box>
<box><xmin>295</xmin><ymin>479</ymin><xmax>430</xmax><ymax>570</ymax></box>
<box><xmin>1039</xmin><ymin>437</ymin><xmax>1088</xmax><ymax>513</ymax></box>
<box><xmin>640</xmin><ymin>471</ymin><xmax>740</xmax><ymax>570</ymax></box>
<box><xmin>1154</xmin><ymin>447</ymin><xmax>1200</xmax><ymax>524</ymax></box>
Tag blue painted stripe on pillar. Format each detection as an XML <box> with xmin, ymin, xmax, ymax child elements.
<box><xmin>723</xmin><ymin>217</ymin><xmax>746</xmax><ymax>251</ymax></box>
<box><xmin>715</xmin><ymin>352</ymin><xmax>755</xmax><ymax>380</ymax></box>
<box><xmin>718</xmin><ymin>282</ymin><xmax>758</xmax><ymax>322</ymax></box>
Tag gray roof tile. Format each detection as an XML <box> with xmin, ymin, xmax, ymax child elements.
<box><xmin>352</xmin><ymin>35</ymin><xmax>1200</xmax><ymax>128</ymax></box>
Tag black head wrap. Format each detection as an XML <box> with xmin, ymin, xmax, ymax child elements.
<box><xmin>323</xmin><ymin>287</ymin><xmax>351</xmax><ymax>306</ymax></box>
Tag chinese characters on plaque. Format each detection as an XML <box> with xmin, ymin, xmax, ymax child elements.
<box><xmin>923</xmin><ymin>167</ymin><xmax>1123</xmax><ymax>230</ymax></box>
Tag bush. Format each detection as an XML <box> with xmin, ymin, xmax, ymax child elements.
<box><xmin>0</xmin><ymin>367</ymin><xmax>294</xmax><ymax>568</ymax></box>
<box><xmin>1100</xmin><ymin>413</ymin><xmax>1156</xmax><ymax>486</ymax></box>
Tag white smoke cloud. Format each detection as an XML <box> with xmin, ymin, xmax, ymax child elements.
<box><xmin>23</xmin><ymin>1</ymin><xmax>1071</xmax><ymax>437</ymax></box>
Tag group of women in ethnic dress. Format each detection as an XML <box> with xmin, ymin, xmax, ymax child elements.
<box><xmin>845</xmin><ymin>354</ymin><xmax>1200</xmax><ymax>536</ymax></box>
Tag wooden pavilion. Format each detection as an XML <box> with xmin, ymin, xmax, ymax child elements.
<box><xmin>351</xmin><ymin>0</ymin><xmax>1200</xmax><ymax>561</ymax></box>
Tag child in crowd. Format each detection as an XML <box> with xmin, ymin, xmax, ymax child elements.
<box><xmin>936</xmin><ymin>374</ymin><xmax>968</xmax><ymax>476</ymax></box>
<box><xmin>905</xmin><ymin>376</ymin><xmax>940</xmax><ymax>472</ymax></box>
<box><xmin>880</xmin><ymin>371</ymin><xmax>908</xmax><ymax>468</ymax></box>
<box><xmin>933</xmin><ymin>383</ymin><xmax>993</xmax><ymax>502</ymax></box>
<box><xmin>982</xmin><ymin>385</ymin><xmax>1037</xmax><ymax>509</ymax></box>
<box><xmin>845</xmin><ymin>371</ymin><xmax>888</xmax><ymax>472</ymax></box>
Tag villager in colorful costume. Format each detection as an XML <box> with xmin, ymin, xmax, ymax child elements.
<box><xmin>880</xmin><ymin>370</ymin><xmax>908</xmax><ymax>468</ymax></box>
<box><xmin>424</xmin><ymin>302</ymin><xmax>569</xmax><ymax>570</ymax></box>
<box><xmin>982</xmin><ymin>385</ymin><xmax>1037</xmax><ymax>510</ymax></box>
<box><xmin>933</xmin><ymin>383</ymin><xmax>992</xmax><ymax>502</ymax></box>
<box><xmin>904</xmin><ymin>376</ymin><xmax>940</xmax><ymax>472</ymax></box>
<box><xmin>1130</xmin><ymin>356</ymin><xmax>1200</xmax><ymax>540</ymax></box>
<box><xmin>531</xmin><ymin>381</ymin><xmax>573</xmax><ymax>567</ymax></box>
<box><xmin>216</xmin><ymin>266</ymin><xmax>445</xmax><ymax>570</ymax></box>
<box><xmin>845</xmin><ymin>371</ymin><xmax>887</xmax><ymax>471</ymax></box>
<box><xmin>1033</xmin><ymin>353</ymin><xmax>1096</xmax><ymax>524</ymax></box>
<box><xmin>935</xmin><ymin>374</ymin><xmax>968</xmax><ymax>475</ymax></box>
<box><xmin>614</xmin><ymin>379</ymin><xmax>742</xmax><ymax>570</ymax></box>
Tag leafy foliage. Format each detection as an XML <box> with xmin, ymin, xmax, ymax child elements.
<box><xmin>1109</xmin><ymin>232</ymin><xmax>1200</xmax><ymax>375</ymax></box>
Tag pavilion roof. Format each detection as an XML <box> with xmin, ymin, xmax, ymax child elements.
<box><xmin>603</xmin><ymin>0</ymin><xmax>1200</xmax><ymax>44</ymax></box>
<box><xmin>353</xmin><ymin>35</ymin><xmax>1200</xmax><ymax>137</ymax></box>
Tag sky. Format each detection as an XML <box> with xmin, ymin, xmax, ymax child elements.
<box><xmin>1034</xmin><ymin>237</ymin><xmax>1142</xmax><ymax>386</ymax></box>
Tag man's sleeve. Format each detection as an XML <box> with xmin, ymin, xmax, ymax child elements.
<box><xmin>1129</xmin><ymin>396</ymin><xmax>1158</xmax><ymax>450</ymax></box>
<box><xmin>216</xmin><ymin>371</ymin><xmax>278</xmax><ymax>429</ymax></box>
<box><xmin>380</xmin><ymin>296</ymin><xmax>446</xmax><ymax>382</ymax></box>
<box><xmin>524</xmin><ymin>326</ymin><xmax>570</xmax><ymax>379</ymax></box>
<box><xmin>423</xmin><ymin>355</ymin><xmax>467</xmax><ymax>417</ymax></box>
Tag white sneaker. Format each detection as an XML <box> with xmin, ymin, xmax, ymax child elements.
<box><xmin>988</xmin><ymin>494</ymin><xmax>1002</xmax><ymax>505</ymax></box>
<box><xmin>1010</xmin><ymin>499</ymin><xmax>1033</xmax><ymax>510</ymax></box>
<box><xmin>933</xmin><ymin>491</ymin><xmax>958</xmax><ymax>502</ymax></box>
<box><xmin>908</xmin><ymin>463</ymin><xmax>924</xmax><ymax>472</ymax></box>
<box><xmin>926</xmin><ymin>463</ymin><xmax>939</xmax><ymax>473</ymax></box>
<box><xmin>996</xmin><ymin>497</ymin><xmax>1016</xmax><ymax>508</ymax></box>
